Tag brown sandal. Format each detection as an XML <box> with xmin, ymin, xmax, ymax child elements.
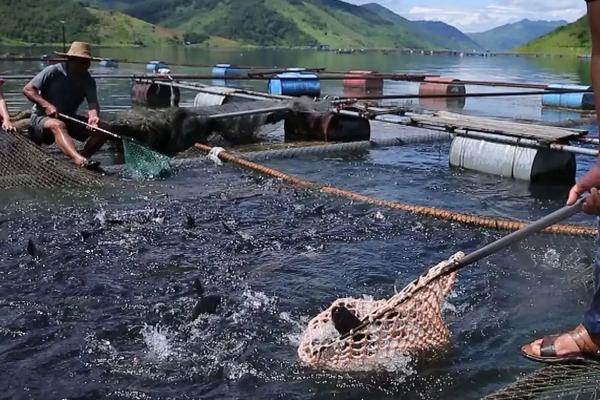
<box><xmin>521</xmin><ymin>324</ymin><xmax>600</xmax><ymax>364</ymax></box>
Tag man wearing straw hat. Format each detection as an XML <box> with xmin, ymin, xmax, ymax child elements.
<box><xmin>521</xmin><ymin>0</ymin><xmax>600</xmax><ymax>364</ymax></box>
<box><xmin>23</xmin><ymin>41</ymin><xmax>107</xmax><ymax>169</ymax></box>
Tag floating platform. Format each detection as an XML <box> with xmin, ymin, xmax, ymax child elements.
<box><xmin>408</xmin><ymin>110</ymin><xmax>586</xmax><ymax>143</ymax></box>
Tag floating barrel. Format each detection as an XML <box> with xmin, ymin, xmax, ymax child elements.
<box><xmin>268</xmin><ymin>72</ymin><xmax>321</xmax><ymax>97</ymax></box>
<box><xmin>284</xmin><ymin>112</ymin><xmax>370</xmax><ymax>142</ymax></box>
<box><xmin>99</xmin><ymin>58</ymin><xmax>118</xmax><ymax>68</ymax></box>
<box><xmin>449</xmin><ymin>136</ymin><xmax>575</xmax><ymax>184</ymax></box>
<box><xmin>131</xmin><ymin>82</ymin><xmax>180</xmax><ymax>108</ymax></box>
<box><xmin>212</xmin><ymin>64</ymin><xmax>243</xmax><ymax>78</ymax></box>
<box><xmin>146</xmin><ymin>60</ymin><xmax>169</xmax><ymax>73</ymax></box>
<box><xmin>193</xmin><ymin>87</ymin><xmax>251</xmax><ymax>107</ymax></box>
<box><xmin>542</xmin><ymin>84</ymin><xmax>594</xmax><ymax>110</ymax></box>
<box><xmin>419</xmin><ymin>77</ymin><xmax>466</xmax><ymax>110</ymax></box>
<box><xmin>343</xmin><ymin>70</ymin><xmax>383</xmax><ymax>90</ymax></box>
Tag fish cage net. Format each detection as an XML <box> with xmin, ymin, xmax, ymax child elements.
<box><xmin>484</xmin><ymin>363</ymin><xmax>600</xmax><ymax>400</ymax></box>
<box><xmin>0</xmin><ymin>130</ymin><xmax>103</xmax><ymax>189</ymax></box>
<box><xmin>297</xmin><ymin>252</ymin><xmax>463</xmax><ymax>372</ymax></box>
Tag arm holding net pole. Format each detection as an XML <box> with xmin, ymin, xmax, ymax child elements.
<box><xmin>336</xmin><ymin>197</ymin><xmax>586</xmax><ymax>343</ymax></box>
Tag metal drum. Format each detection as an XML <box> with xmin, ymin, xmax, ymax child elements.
<box><xmin>192</xmin><ymin>87</ymin><xmax>251</xmax><ymax>107</ymax></box>
<box><xmin>284</xmin><ymin>112</ymin><xmax>370</xmax><ymax>142</ymax></box>
<box><xmin>419</xmin><ymin>77</ymin><xmax>466</xmax><ymax>110</ymax></box>
<box><xmin>145</xmin><ymin>60</ymin><xmax>169</xmax><ymax>73</ymax></box>
<box><xmin>131</xmin><ymin>82</ymin><xmax>180</xmax><ymax>108</ymax></box>
<box><xmin>268</xmin><ymin>72</ymin><xmax>321</xmax><ymax>97</ymax></box>
<box><xmin>542</xmin><ymin>84</ymin><xmax>594</xmax><ymax>110</ymax></box>
<box><xmin>212</xmin><ymin>64</ymin><xmax>243</xmax><ymax>78</ymax></box>
<box><xmin>449</xmin><ymin>136</ymin><xmax>575</xmax><ymax>184</ymax></box>
<box><xmin>343</xmin><ymin>70</ymin><xmax>384</xmax><ymax>90</ymax></box>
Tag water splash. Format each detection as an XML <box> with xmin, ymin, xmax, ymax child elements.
<box><xmin>140</xmin><ymin>324</ymin><xmax>175</xmax><ymax>361</ymax></box>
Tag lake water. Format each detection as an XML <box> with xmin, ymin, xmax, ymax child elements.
<box><xmin>0</xmin><ymin>48</ymin><xmax>599</xmax><ymax>399</ymax></box>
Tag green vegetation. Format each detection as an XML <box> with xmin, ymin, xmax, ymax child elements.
<box><xmin>94</xmin><ymin>0</ymin><xmax>484</xmax><ymax>49</ymax></box>
<box><xmin>469</xmin><ymin>19</ymin><xmax>567</xmax><ymax>52</ymax></box>
<box><xmin>516</xmin><ymin>16</ymin><xmax>591</xmax><ymax>55</ymax></box>
<box><xmin>0</xmin><ymin>0</ymin><xmax>179</xmax><ymax>46</ymax></box>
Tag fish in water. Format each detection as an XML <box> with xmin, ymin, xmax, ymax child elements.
<box><xmin>27</xmin><ymin>238</ymin><xmax>40</xmax><ymax>259</ymax></box>
<box><xmin>191</xmin><ymin>279</ymin><xmax>222</xmax><ymax>320</ymax></box>
<box><xmin>184</xmin><ymin>215</ymin><xmax>195</xmax><ymax>229</ymax></box>
<box><xmin>331</xmin><ymin>305</ymin><xmax>362</xmax><ymax>336</ymax></box>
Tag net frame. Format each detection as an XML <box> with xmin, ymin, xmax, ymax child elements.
<box><xmin>297</xmin><ymin>252</ymin><xmax>464</xmax><ymax>371</ymax></box>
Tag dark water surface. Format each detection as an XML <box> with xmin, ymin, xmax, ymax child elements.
<box><xmin>0</xmin><ymin>48</ymin><xmax>599</xmax><ymax>399</ymax></box>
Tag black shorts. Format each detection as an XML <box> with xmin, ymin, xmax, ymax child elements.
<box><xmin>29</xmin><ymin>114</ymin><xmax>91</xmax><ymax>145</ymax></box>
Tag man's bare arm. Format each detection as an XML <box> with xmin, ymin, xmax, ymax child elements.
<box><xmin>23</xmin><ymin>83</ymin><xmax>57</xmax><ymax>117</ymax></box>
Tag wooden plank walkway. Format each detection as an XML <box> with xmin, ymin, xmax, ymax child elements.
<box><xmin>407</xmin><ymin>111</ymin><xmax>587</xmax><ymax>143</ymax></box>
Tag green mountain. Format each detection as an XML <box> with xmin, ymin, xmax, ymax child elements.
<box><xmin>469</xmin><ymin>19</ymin><xmax>567</xmax><ymax>51</ymax></box>
<box><xmin>0</xmin><ymin>0</ymin><xmax>180</xmax><ymax>46</ymax></box>
<box><xmin>361</xmin><ymin>3</ymin><xmax>480</xmax><ymax>50</ymax></box>
<box><xmin>516</xmin><ymin>16</ymin><xmax>591</xmax><ymax>55</ymax></box>
<box><xmin>412</xmin><ymin>20</ymin><xmax>483</xmax><ymax>51</ymax></box>
<box><xmin>92</xmin><ymin>0</ymin><xmax>480</xmax><ymax>49</ymax></box>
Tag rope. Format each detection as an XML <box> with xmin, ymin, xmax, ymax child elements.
<box><xmin>193</xmin><ymin>143</ymin><xmax>596</xmax><ymax>237</ymax></box>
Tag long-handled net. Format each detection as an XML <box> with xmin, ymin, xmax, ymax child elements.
<box><xmin>59</xmin><ymin>113</ymin><xmax>172</xmax><ymax>179</ymax></box>
<box><xmin>298</xmin><ymin>199</ymin><xmax>586</xmax><ymax>371</ymax></box>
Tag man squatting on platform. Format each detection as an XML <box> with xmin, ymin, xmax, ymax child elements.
<box><xmin>23</xmin><ymin>41</ymin><xmax>108</xmax><ymax>169</ymax></box>
<box><xmin>521</xmin><ymin>0</ymin><xmax>600</xmax><ymax>364</ymax></box>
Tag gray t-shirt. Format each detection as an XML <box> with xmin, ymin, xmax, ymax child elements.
<box><xmin>29</xmin><ymin>63</ymin><xmax>98</xmax><ymax>117</ymax></box>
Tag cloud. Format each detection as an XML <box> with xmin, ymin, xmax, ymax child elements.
<box><xmin>407</xmin><ymin>1</ymin><xmax>585</xmax><ymax>32</ymax></box>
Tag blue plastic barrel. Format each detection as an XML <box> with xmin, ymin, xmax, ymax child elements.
<box><xmin>146</xmin><ymin>60</ymin><xmax>168</xmax><ymax>73</ymax></box>
<box><xmin>99</xmin><ymin>58</ymin><xmax>118</xmax><ymax>68</ymax></box>
<box><xmin>542</xmin><ymin>84</ymin><xmax>594</xmax><ymax>110</ymax></box>
<box><xmin>212</xmin><ymin>64</ymin><xmax>242</xmax><ymax>78</ymax></box>
<box><xmin>268</xmin><ymin>72</ymin><xmax>321</xmax><ymax>97</ymax></box>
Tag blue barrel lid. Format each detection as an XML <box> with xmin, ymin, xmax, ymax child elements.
<box><xmin>274</xmin><ymin>71</ymin><xmax>319</xmax><ymax>79</ymax></box>
<box><xmin>546</xmin><ymin>83</ymin><xmax>592</xmax><ymax>90</ymax></box>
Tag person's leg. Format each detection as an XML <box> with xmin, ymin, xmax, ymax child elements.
<box><xmin>42</xmin><ymin>117</ymin><xmax>86</xmax><ymax>166</ymax></box>
<box><xmin>64</xmin><ymin>117</ymin><xmax>109</xmax><ymax>159</ymax></box>
<box><xmin>80</xmin><ymin>132</ymin><xmax>109</xmax><ymax>159</ymax></box>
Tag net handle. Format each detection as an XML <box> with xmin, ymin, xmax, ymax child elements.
<box><xmin>58</xmin><ymin>113</ymin><xmax>122</xmax><ymax>141</ymax></box>
<box><xmin>336</xmin><ymin>197</ymin><xmax>586</xmax><ymax>342</ymax></box>
<box><xmin>445</xmin><ymin>197</ymin><xmax>586</xmax><ymax>275</ymax></box>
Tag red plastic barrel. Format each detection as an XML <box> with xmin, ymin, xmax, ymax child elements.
<box><xmin>418</xmin><ymin>77</ymin><xmax>466</xmax><ymax>110</ymax></box>
<box><xmin>343</xmin><ymin>70</ymin><xmax>384</xmax><ymax>90</ymax></box>
<box><xmin>284</xmin><ymin>112</ymin><xmax>370</xmax><ymax>142</ymax></box>
<box><xmin>131</xmin><ymin>82</ymin><xmax>180</xmax><ymax>108</ymax></box>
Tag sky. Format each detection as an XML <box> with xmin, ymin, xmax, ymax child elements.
<box><xmin>345</xmin><ymin>0</ymin><xmax>588</xmax><ymax>33</ymax></box>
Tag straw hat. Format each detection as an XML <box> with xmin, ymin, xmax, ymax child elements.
<box><xmin>54</xmin><ymin>41</ymin><xmax>98</xmax><ymax>60</ymax></box>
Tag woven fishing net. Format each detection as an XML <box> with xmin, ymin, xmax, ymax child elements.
<box><xmin>105</xmin><ymin>100</ymin><xmax>289</xmax><ymax>156</ymax></box>
<box><xmin>484</xmin><ymin>363</ymin><xmax>600</xmax><ymax>400</ymax></box>
<box><xmin>0</xmin><ymin>130</ymin><xmax>103</xmax><ymax>189</ymax></box>
<box><xmin>122</xmin><ymin>140</ymin><xmax>172</xmax><ymax>180</ymax></box>
<box><xmin>298</xmin><ymin>252</ymin><xmax>464</xmax><ymax>371</ymax></box>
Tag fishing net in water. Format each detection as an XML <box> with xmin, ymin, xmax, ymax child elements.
<box><xmin>122</xmin><ymin>139</ymin><xmax>172</xmax><ymax>180</ymax></box>
<box><xmin>0</xmin><ymin>130</ymin><xmax>103</xmax><ymax>189</ymax></box>
<box><xmin>484</xmin><ymin>363</ymin><xmax>600</xmax><ymax>400</ymax></box>
<box><xmin>297</xmin><ymin>252</ymin><xmax>463</xmax><ymax>371</ymax></box>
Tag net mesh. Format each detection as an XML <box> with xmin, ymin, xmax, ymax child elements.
<box><xmin>297</xmin><ymin>252</ymin><xmax>463</xmax><ymax>371</ymax></box>
<box><xmin>122</xmin><ymin>140</ymin><xmax>172</xmax><ymax>180</ymax></box>
<box><xmin>484</xmin><ymin>363</ymin><xmax>600</xmax><ymax>400</ymax></box>
<box><xmin>0</xmin><ymin>130</ymin><xmax>103</xmax><ymax>189</ymax></box>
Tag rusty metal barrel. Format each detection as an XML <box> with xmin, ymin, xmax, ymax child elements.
<box><xmin>131</xmin><ymin>82</ymin><xmax>180</xmax><ymax>108</ymax></box>
<box><xmin>284</xmin><ymin>112</ymin><xmax>370</xmax><ymax>142</ymax></box>
<box><xmin>343</xmin><ymin>70</ymin><xmax>384</xmax><ymax>90</ymax></box>
<box><xmin>419</xmin><ymin>77</ymin><xmax>466</xmax><ymax>110</ymax></box>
